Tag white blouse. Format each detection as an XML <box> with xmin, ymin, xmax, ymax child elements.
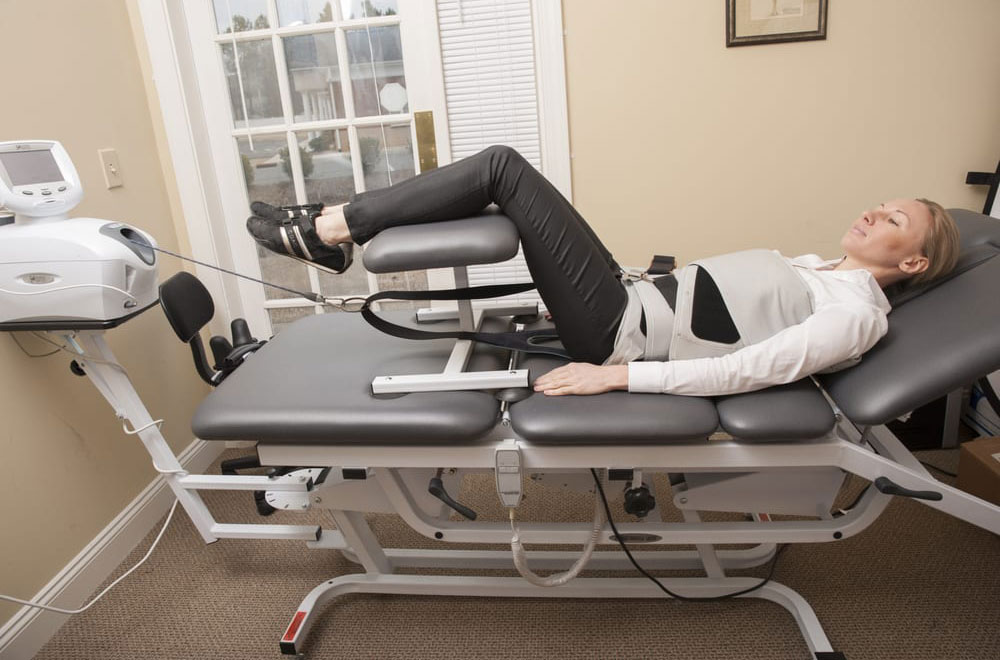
<box><xmin>627</xmin><ymin>255</ymin><xmax>892</xmax><ymax>396</ymax></box>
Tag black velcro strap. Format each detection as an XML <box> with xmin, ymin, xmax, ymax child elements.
<box><xmin>647</xmin><ymin>254</ymin><xmax>676</xmax><ymax>275</ymax></box>
<box><xmin>366</xmin><ymin>281</ymin><xmax>537</xmax><ymax>305</ymax></box>
<box><xmin>360</xmin><ymin>282</ymin><xmax>571</xmax><ymax>359</ymax></box>
<box><xmin>279</xmin><ymin>203</ymin><xmax>324</xmax><ymax>215</ymax></box>
<box><xmin>652</xmin><ymin>272</ymin><xmax>678</xmax><ymax>309</ymax></box>
<box><xmin>279</xmin><ymin>219</ymin><xmax>306</xmax><ymax>259</ymax></box>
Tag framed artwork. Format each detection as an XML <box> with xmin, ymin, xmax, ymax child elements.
<box><xmin>726</xmin><ymin>0</ymin><xmax>828</xmax><ymax>47</ymax></box>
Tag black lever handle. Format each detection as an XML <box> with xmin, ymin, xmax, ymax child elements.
<box><xmin>231</xmin><ymin>318</ymin><xmax>256</xmax><ymax>347</ymax></box>
<box><xmin>428</xmin><ymin>476</ymin><xmax>478</xmax><ymax>520</ymax></box>
<box><xmin>210</xmin><ymin>335</ymin><xmax>234</xmax><ymax>368</ymax></box>
<box><xmin>965</xmin><ymin>160</ymin><xmax>1000</xmax><ymax>214</ymax></box>
<box><xmin>874</xmin><ymin>477</ymin><xmax>943</xmax><ymax>501</ymax></box>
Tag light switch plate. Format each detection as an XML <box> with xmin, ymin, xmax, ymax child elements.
<box><xmin>98</xmin><ymin>148</ymin><xmax>123</xmax><ymax>189</ymax></box>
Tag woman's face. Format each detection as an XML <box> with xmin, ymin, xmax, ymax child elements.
<box><xmin>840</xmin><ymin>199</ymin><xmax>931</xmax><ymax>278</ymax></box>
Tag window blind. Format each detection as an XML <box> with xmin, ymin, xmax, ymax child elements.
<box><xmin>436</xmin><ymin>0</ymin><xmax>543</xmax><ymax>308</ymax></box>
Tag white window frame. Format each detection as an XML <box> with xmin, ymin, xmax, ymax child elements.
<box><xmin>135</xmin><ymin>0</ymin><xmax>571</xmax><ymax>334</ymax></box>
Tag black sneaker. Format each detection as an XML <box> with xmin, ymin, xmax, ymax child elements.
<box><xmin>246</xmin><ymin>201</ymin><xmax>353</xmax><ymax>274</ymax></box>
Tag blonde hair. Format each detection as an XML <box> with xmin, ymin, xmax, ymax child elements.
<box><xmin>910</xmin><ymin>198</ymin><xmax>960</xmax><ymax>287</ymax></box>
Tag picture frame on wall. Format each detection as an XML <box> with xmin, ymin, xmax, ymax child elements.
<box><xmin>726</xmin><ymin>0</ymin><xmax>829</xmax><ymax>47</ymax></box>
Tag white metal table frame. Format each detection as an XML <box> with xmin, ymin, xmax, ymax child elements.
<box><xmin>60</xmin><ymin>329</ymin><xmax>1000</xmax><ymax>660</ymax></box>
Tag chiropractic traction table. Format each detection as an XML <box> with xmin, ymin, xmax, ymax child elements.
<box><xmin>78</xmin><ymin>208</ymin><xmax>1000</xmax><ymax>658</ymax></box>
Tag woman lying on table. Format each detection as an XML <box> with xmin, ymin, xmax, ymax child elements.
<box><xmin>246</xmin><ymin>145</ymin><xmax>960</xmax><ymax>398</ymax></box>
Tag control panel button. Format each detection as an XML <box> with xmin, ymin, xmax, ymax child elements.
<box><xmin>41</xmin><ymin>191</ymin><xmax>52</xmax><ymax>196</ymax></box>
<box><xmin>22</xmin><ymin>190</ymin><xmax>33</xmax><ymax>195</ymax></box>
<box><xmin>58</xmin><ymin>186</ymin><xmax>67</xmax><ymax>191</ymax></box>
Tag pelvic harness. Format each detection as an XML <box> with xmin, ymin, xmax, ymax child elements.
<box><xmin>604</xmin><ymin>249</ymin><xmax>816</xmax><ymax>365</ymax></box>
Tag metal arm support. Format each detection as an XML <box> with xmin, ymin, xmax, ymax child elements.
<box><xmin>60</xmin><ymin>330</ymin><xmax>324</xmax><ymax>543</ymax></box>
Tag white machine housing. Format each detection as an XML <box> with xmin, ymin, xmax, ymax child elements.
<box><xmin>0</xmin><ymin>218</ymin><xmax>158</xmax><ymax>324</ymax></box>
<box><xmin>0</xmin><ymin>140</ymin><xmax>158</xmax><ymax>325</ymax></box>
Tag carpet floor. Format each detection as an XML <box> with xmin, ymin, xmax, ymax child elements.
<box><xmin>33</xmin><ymin>447</ymin><xmax>1000</xmax><ymax>660</ymax></box>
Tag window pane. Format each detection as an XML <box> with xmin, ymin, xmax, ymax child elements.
<box><xmin>221</xmin><ymin>40</ymin><xmax>283</xmax><ymax>128</ymax></box>
<box><xmin>258</xmin><ymin>245</ymin><xmax>312</xmax><ymax>301</ymax></box>
<box><xmin>268</xmin><ymin>306</ymin><xmax>317</xmax><ymax>335</ymax></box>
<box><xmin>375</xmin><ymin>270</ymin><xmax>429</xmax><ymax>312</ymax></box>
<box><xmin>276</xmin><ymin>0</ymin><xmax>336</xmax><ymax>27</ymax></box>
<box><xmin>357</xmin><ymin>124</ymin><xmax>414</xmax><ymax>191</ymax></box>
<box><xmin>316</xmin><ymin>252</ymin><xmax>370</xmax><ymax>297</ymax></box>
<box><xmin>298</xmin><ymin>129</ymin><xmax>355</xmax><ymax>203</ymax></box>
<box><xmin>213</xmin><ymin>0</ymin><xmax>269</xmax><ymax>33</ymax></box>
<box><xmin>345</xmin><ymin>26</ymin><xmax>407</xmax><ymax>118</ymax></box>
<box><xmin>237</xmin><ymin>135</ymin><xmax>309</xmax><ymax>302</ymax></box>
<box><xmin>284</xmin><ymin>34</ymin><xmax>346</xmax><ymax>123</ymax></box>
<box><xmin>237</xmin><ymin>135</ymin><xmax>296</xmax><ymax>206</ymax></box>
<box><xmin>340</xmin><ymin>0</ymin><xmax>397</xmax><ymax>19</ymax></box>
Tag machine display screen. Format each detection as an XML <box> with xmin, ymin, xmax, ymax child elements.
<box><xmin>0</xmin><ymin>149</ymin><xmax>64</xmax><ymax>186</ymax></box>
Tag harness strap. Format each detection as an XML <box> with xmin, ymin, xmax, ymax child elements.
<box><xmin>359</xmin><ymin>253</ymin><xmax>681</xmax><ymax>360</ymax></box>
<box><xmin>633</xmin><ymin>278</ymin><xmax>673</xmax><ymax>360</ymax></box>
<box><xmin>360</xmin><ymin>282</ymin><xmax>571</xmax><ymax>359</ymax></box>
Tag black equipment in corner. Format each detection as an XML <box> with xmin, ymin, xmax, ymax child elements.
<box><xmin>965</xmin><ymin>159</ymin><xmax>1000</xmax><ymax>215</ymax></box>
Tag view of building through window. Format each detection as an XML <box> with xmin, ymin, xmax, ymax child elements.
<box><xmin>210</xmin><ymin>0</ymin><xmax>423</xmax><ymax>331</ymax></box>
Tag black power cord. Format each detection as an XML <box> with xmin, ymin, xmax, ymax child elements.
<box><xmin>832</xmin><ymin>477</ymin><xmax>872</xmax><ymax>517</ymax></box>
<box><xmin>589</xmin><ymin>468</ymin><xmax>788</xmax><ymax>602</ymax></box>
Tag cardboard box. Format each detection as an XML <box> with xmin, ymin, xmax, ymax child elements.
<box><xmin>958</xmin><ymin>436</ymin><xmax>1000</xmax><ymax>506</ymax></box>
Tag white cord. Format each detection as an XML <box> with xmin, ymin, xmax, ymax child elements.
<box><xmin>30</xmin><ymin>332</ymin><xmax>130</xmax><ymax>375</ymax></box>
<box><xmin>9</xmin><ymin>333</ymin><xmax>60</xmax><ymax>357</ymax></box>
<box><xmin>25</xmin><ymin>334</ymin><xmax>175</xmax><ymax>459</ymax></box>
<box><xmin>509</xmin><ymin>487</ymin><xmax>605</xmax><ymax>588</ymax></box>
<box><xmin>122</xmin><ymin>419</ymin><xmax>186</xmax><ymax>476</ymax></box>
<box><xmin>0</xmin><ymin>283</ymin><xmax>136</xmax><ymax>302</ymax></box>
<box><xmin>152</xmin><ymin>461</ymin><xmax>188</xmax><ymax>477</ymax></box>
<box><xmin>123</xmin><ymin>420</ymin><xmax>187</xmax><ymax>474</ymax></box>
<box><xmin>122</xmin><ymin>418</ymin><xmax>165</xmax><ymax>435</ymax></box>
<box><xmin>0</xmin><ymin>499</ymin><xmax>180</xmax><ymax>615</ymax></box>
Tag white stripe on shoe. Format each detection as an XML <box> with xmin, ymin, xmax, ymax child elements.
<box><xmin>291</xmin><ymin>224</ymin><xmax>313</xmax><ymax>260</ymax></box>
<box><xmin>279</xmin><ymin>226</ymin><xmax>299</xmax><ymax>258</ymax></box>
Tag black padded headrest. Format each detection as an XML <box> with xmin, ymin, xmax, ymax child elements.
<box><xmin>884</xmin><ymin>208</ymin><xmax>1000</xmax><ymax>307</ymax></box>
<box><xmin>885</xmin><ymin>244</ymin><xmax>996</xmax><ymax>308</ymax></box>
<box><xmin>158</xmin><ymin>271</ymin><xmax>214</xmax><ymax>343</ymax></box>
<box><xmin>820</xmin><ymin>209</ymin><xmax>1000</xmax><ymax>425</ymax></box>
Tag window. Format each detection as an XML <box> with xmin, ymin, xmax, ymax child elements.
<box><xmin>139</xmin><ymin>0</ymin><xmax>570</xmax><ymax>337</ymax></box>
<box><xmin>211</xmin><ymin>0</ymin><xmax>423</xmax><ymax>332</ymax></box>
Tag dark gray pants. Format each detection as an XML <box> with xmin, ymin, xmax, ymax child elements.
<box><xmin>343</xmin><ymin>145</ymin><xmax>628</xmax><ymax>363</ymax></box>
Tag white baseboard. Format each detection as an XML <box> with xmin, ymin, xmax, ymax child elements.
<box><xmin>0</xmin><ymin>438</ymin><xmax>225</xmax><ymax>660</ymax></box>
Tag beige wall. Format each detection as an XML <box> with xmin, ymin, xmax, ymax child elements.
<box><xmin>562</xmin><ymin>0</ymin><xmax>1000</xmax><ymax>268</ymax></box>
<box><xmin>0</xmin><ymin>0</ymin><xmax>208</xmax><ymax>626</ymax></box>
